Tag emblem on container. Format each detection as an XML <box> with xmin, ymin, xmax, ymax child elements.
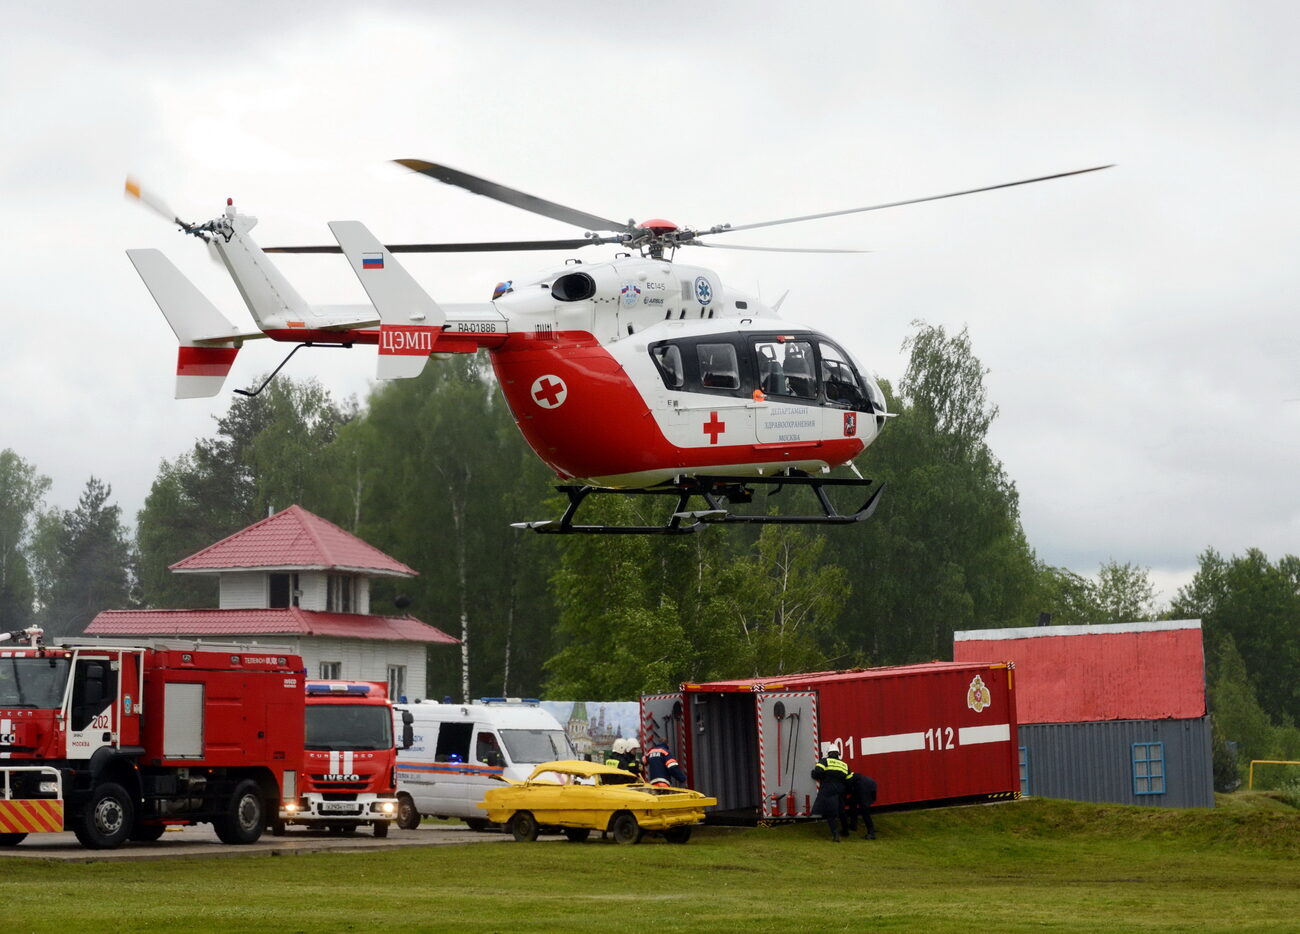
<box><xmin>966</xmin><ymin>674</ymin><xmax>992</xmax><ymax>713</ymax></box>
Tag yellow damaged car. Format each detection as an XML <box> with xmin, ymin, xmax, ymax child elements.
<box><xmin>480</xmin><ymin>760</ymin><xmax>716</xmax><ymax>844</ymax></box>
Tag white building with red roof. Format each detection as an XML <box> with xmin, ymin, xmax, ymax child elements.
<box><xmin>88</xmin><ymin>505</ymin><xmax>456</xmax><ymax>701</ymax></box>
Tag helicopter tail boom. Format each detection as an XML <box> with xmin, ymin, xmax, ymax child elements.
<box><xmin>126</xmin><ymin>248</ymin><xmax>256</xmax><ymax>399</ymax></box>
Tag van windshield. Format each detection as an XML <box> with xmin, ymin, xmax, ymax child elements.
<box><xmin>499</xmin><ymin>729</ymin><xmax>574</xmax><ymax>764</ymax></box>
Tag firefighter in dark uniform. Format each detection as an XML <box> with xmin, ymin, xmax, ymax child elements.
<box><xmin>845</xmin><ymin>772</ymin><xmax>878</xmax><ymax>839</ymax></box>
<box><xmin>644</xmin><ymin>738</ymin><xmax>686</xmax><ymax>787</ymax></box>
<box><xmin>604</xmin><ymin>738</ymin><xmax>642</xmax><ymax>781</ymax></box>
<box><xmin>810</xmin><ymin>747</ymin><xmax>852</xmax><ymax>842</ymax></box>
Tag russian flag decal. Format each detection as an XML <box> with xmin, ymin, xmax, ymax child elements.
<box><xmin>362</xmin><ymin>252</ymin><xmax>384</xmax><ymax>270</ymax></box>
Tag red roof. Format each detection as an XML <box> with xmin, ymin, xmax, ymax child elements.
<box><xmin>686</xmin><ymin>661</ymin><xmax>991</xmax><ymax>691</ymax></box>
<box><xmin>169</xmin><ymin>505</ymin><xmax>416</xmax><ymax>577</ymax></box>
<box><xmin>87</xmin><ymin>608</ymin><xmax>457</xmax><ymax>644</ymax></box>
<box><xmin>953</xmin><ymin>620</ymin><xmax>1205</xmax><ymax>723</ymax></box>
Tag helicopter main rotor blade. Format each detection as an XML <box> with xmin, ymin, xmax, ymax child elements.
<box><xmin>265</xmin><ymin>237</ymin><xmax>615</xmax><ymax>254</ymax></box>
<box><xmin>713</xmin><ymin>164</ymin><xmax>1114</xmax><ymax>236</ymax></box>
<box><xmin>685</xmin><ymin>241</ymin><xmax>869</xmax><ymax>254</ymax></box>
<box><xmin>395</xmin><ymin>158</ymin><xmax>629</xmax><ymax>235</ymax></box>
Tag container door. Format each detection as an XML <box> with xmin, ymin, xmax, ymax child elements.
<box><xmin>639</xmin><ymin>693</ymin><xmax>686</xmax><ymax>776</ymax></box>
<box><xmin>757</xmin><ymin>692</ymin><xmax>819</xmax><ymax>818</ymax></box>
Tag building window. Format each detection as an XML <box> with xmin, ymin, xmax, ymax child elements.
<box><xmin>387</xmin><ymin>665</ymin><xmax>407</xmax><ymax>702</ymax></box>
<box><xmin>1019</xmin><ymin>745</ymin><xmax>1030</xmax><ymax>796</ymax></box>
<box><xmin>1133</xmin><ymin>742</ymin><xmax>1166</xmax><ymax>795</ymax></box>
<box><xmin>270</xmin><ymin>573</ymin><xmax>300</xmax><ymax>608</ymax></box>
<box><xmin>327</xmin><ymin>574</ymin><xmax>353</xmax><ymax>613</ymax></box>
<box><xmin>319</xmin><ymin>661</ymin><xmax>341</xmax><ymax>680</ymax></box>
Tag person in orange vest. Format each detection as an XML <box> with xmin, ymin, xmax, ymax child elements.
<box><xmin>643</xmin><ymin>737</ymin><xmax>685</xmax><ymax>787</ymax></box>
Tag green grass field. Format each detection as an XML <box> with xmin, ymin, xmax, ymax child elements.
<box><xmin>2</xmin><ymin>795</ymin><xmax>1296</xmax><ymax>933</ymax></box>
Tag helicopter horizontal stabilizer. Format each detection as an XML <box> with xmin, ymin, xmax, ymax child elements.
<box><xmin>328</xmin><ymin>220</ymin><xmax>448</xmax><ymax>380</ymax></box>
<box><xmin>126</xmin><ymin>248</ymin><xmax>256</xmax><ymax>399</ymax></box>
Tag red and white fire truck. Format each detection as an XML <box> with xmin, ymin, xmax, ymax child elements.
<box><xmin>274</xmin><ymin>680</ymin><xmax>410</xmax><ymax>837</ymax></box>
<box><xmin>0</xmin><ymin>627</ymin><xmax>306</xmax><ymax>849</ymax></box>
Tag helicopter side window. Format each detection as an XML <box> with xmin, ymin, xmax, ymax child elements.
<box><xmin>779</xmin><ymin>340</ymin><xmax>818</xmax><ymax>399</ymax></box>
<box><xmin>819</xmin><ymin>341</ymin><xmax>869</xmax><ymax>410</ymax></box>
<box><xmin>754</xmin><ymin>342</ymin><xmax>787</xmax><ymax>395</ymax></box>
<box><xmin>650</xmin><ymin>344</ymin><xmax>685</xmax><ymax>390</ymax></box>
<box><xmin>697</xmin><ymin>343</ymin><xmax>740</xmax><ymax>391</ymax></box>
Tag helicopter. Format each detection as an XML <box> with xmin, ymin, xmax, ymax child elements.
<box><xmin>126</xmin><ymin>160</ymin><xmax>1109</xmax><ymax>533</ymax></box>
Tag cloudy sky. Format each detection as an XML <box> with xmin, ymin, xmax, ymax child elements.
<box><xmin>3</xmin><ymin>1</ymin><xmax>1297</xmax><ymax>602</ymax></box>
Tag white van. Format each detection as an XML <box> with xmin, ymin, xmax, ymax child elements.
<box><xmin>393</xmin><ymin>698</ymin><xmax>576</xmax><ymax>829</ymax></box>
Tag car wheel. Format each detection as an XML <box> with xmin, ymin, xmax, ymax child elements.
<box><xmin>396</xmin><ymin>794</ymin><xmax>421</xmax><ymax>830</ymax></box>
<box><xmin>464</xmin><ymin>817</ymin><xmax>491</xmax><ymax>832</ymax></box>
<box><xmin>610</xmin><ymin>812</ymin><xmax>642</xmax><ymax>845</ymax></box>
<box><xmin>212</xmin><ymin>779</ymin><xmax>265</xmax><ymax>845</ymax></box>
<box><xmin>73</xmin><ymin>782</ymin><xmax>134</xmax><ymax>850</ymax></box>
<box><xmin>0</xmin><ymin>833</ymin><xmax>28</xmax><ymax>847</ymax></box>
<box><xmin>509</xmin><ymin>811</ymin><xmax>539</xmax><ymax>843</ymax></box>
<box><xmin>664</xmin><ymin>826</ymin><xmax>692</xmax><ymax>844</ymax></box>
<box><xmin>373</xmin><ymin>821</ymin><xmax>390</xmax><ymax>839</ymax></box>
<box><xmin>270</xmin><ymin>818</ymin><xmax>288</xmax><ymax>837</ymax></box>
<box><xmin>563</xmin><ymin>828</ymin><xmax>591</xmax><ymax>843</ymax></box>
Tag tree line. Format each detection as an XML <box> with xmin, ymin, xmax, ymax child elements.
<box><xmin>2</xmin><ymin>322</ymin><xmax>1296</xmax><ymax>787</ymax></box>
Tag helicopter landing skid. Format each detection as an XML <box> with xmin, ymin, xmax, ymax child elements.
<box><xmin>511</xmin><ymin>472</ymin><xmax>884</xmax><ymax>535</ymax></box>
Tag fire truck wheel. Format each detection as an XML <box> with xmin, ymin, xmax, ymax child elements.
<box><xmin>0</xmin><ymin>833</ymin><xmax>28</xmax><ymax>846</ymax></box>
<box><xmin>213</xmin><ymin>780</ymin><xmax>265</xmax><ymax>845</ymax></box>
<box><xmin>610</xmin><ymin>812</ymin><xmax>643</xmax><ymax>845</ymax></box>
<box><xmin>73</xmin><ymin>782</ymin><xmax>134</xmax><ymax>849</ymax></box>
<box><xmin>128</xmin><ymin>823</ymin><xmax>167</xmax><ymax>843</ymax></box>
<box><xmin>373</xmin><ymin>821</ymin><xmax>390</xmax><ymax>838</ymax></box>
<box><xmin>563</xmin><ymin>828</ymin><xmax>591</xmax><ymax>843</ymax></box>
<box><xmin>509</xmin><ymin>811</ymin><xmax>539</xmax><ymax>843</ymax></box>
<box><xmin>396</xmin><ymin>794</ymin><xmax>421</xmax><ymax>830</ymax></box>
<box><xmin>270</xmin><ymin>818</ymin><xmax>287</xmax><ymax>837</ymax></box>
<box><xmin>663</xmin><ymin>826</ymin><xmax>692</xmax><ymax>844</ymax></box>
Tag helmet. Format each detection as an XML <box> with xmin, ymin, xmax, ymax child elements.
<box><xmin>612</xmin><ymin>738</ymin><xmax>630</xmax><ymax>755</ymax></box>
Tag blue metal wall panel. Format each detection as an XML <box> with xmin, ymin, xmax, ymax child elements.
<box><xmin>1017</xmin><ymin>717</ymin><xmax>1214</xmax><ymax>808</ymax></box>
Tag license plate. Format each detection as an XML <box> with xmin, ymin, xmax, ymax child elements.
<box><xmin>320</xmin><ymin>802</ymin><xmax>360</xmax><ymax>814</ymax></box>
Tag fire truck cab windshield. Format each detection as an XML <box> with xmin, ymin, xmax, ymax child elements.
<box><xmin>305</xmin><ymin>705</ymin><xmax>394</xmax><ymax>751</ymax></box>
<box><xmin>0</xmin><ymin>656</ymin><xmax>70</xmax><ymax>709</ymax></box>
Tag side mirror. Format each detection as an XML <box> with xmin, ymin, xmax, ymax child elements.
<box><xmin>401</xmin><ymin>710</ymin><xmax>414</xmax><ymax>750</ymax></box>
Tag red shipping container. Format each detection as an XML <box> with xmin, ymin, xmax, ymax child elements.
<box><xmin>642</xmin><ymin>661</ymin><xmax>1019</xmax><ymax>821</ymax></box>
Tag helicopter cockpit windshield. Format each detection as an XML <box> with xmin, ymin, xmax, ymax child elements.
<box><xmin>648</xmin><ymin>332</ymin><xmax>880</xmax><ymax>414</ymax></box>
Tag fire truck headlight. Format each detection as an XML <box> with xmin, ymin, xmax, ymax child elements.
<box><xmin>39</xmin><ymin>781</ymin><xmax>58</xmax><ymax>794</ymax></box>
<box><xmin>285</xmin><ymin>802</ymin><xmax>299</xmax><ymax>813</ymax></box>
<box><xmin>380</xmin><ymin>802</ymin><xmax>395</xmax><ymax>814</ymax></box>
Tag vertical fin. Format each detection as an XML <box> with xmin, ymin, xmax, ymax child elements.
<box><xmin>328</xmin><ymin>220</ymin><xmax>446</xmax><ymax>380</ymax></box>
<box><xmin>127</xmin><ymin>249</ymin><xmax>242</xmax><ymax>399</ymax></box>
<box><xmin>208</xmin><ymin>205</ymin><xmax>314</xmax><ymax>330</ymax></box>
